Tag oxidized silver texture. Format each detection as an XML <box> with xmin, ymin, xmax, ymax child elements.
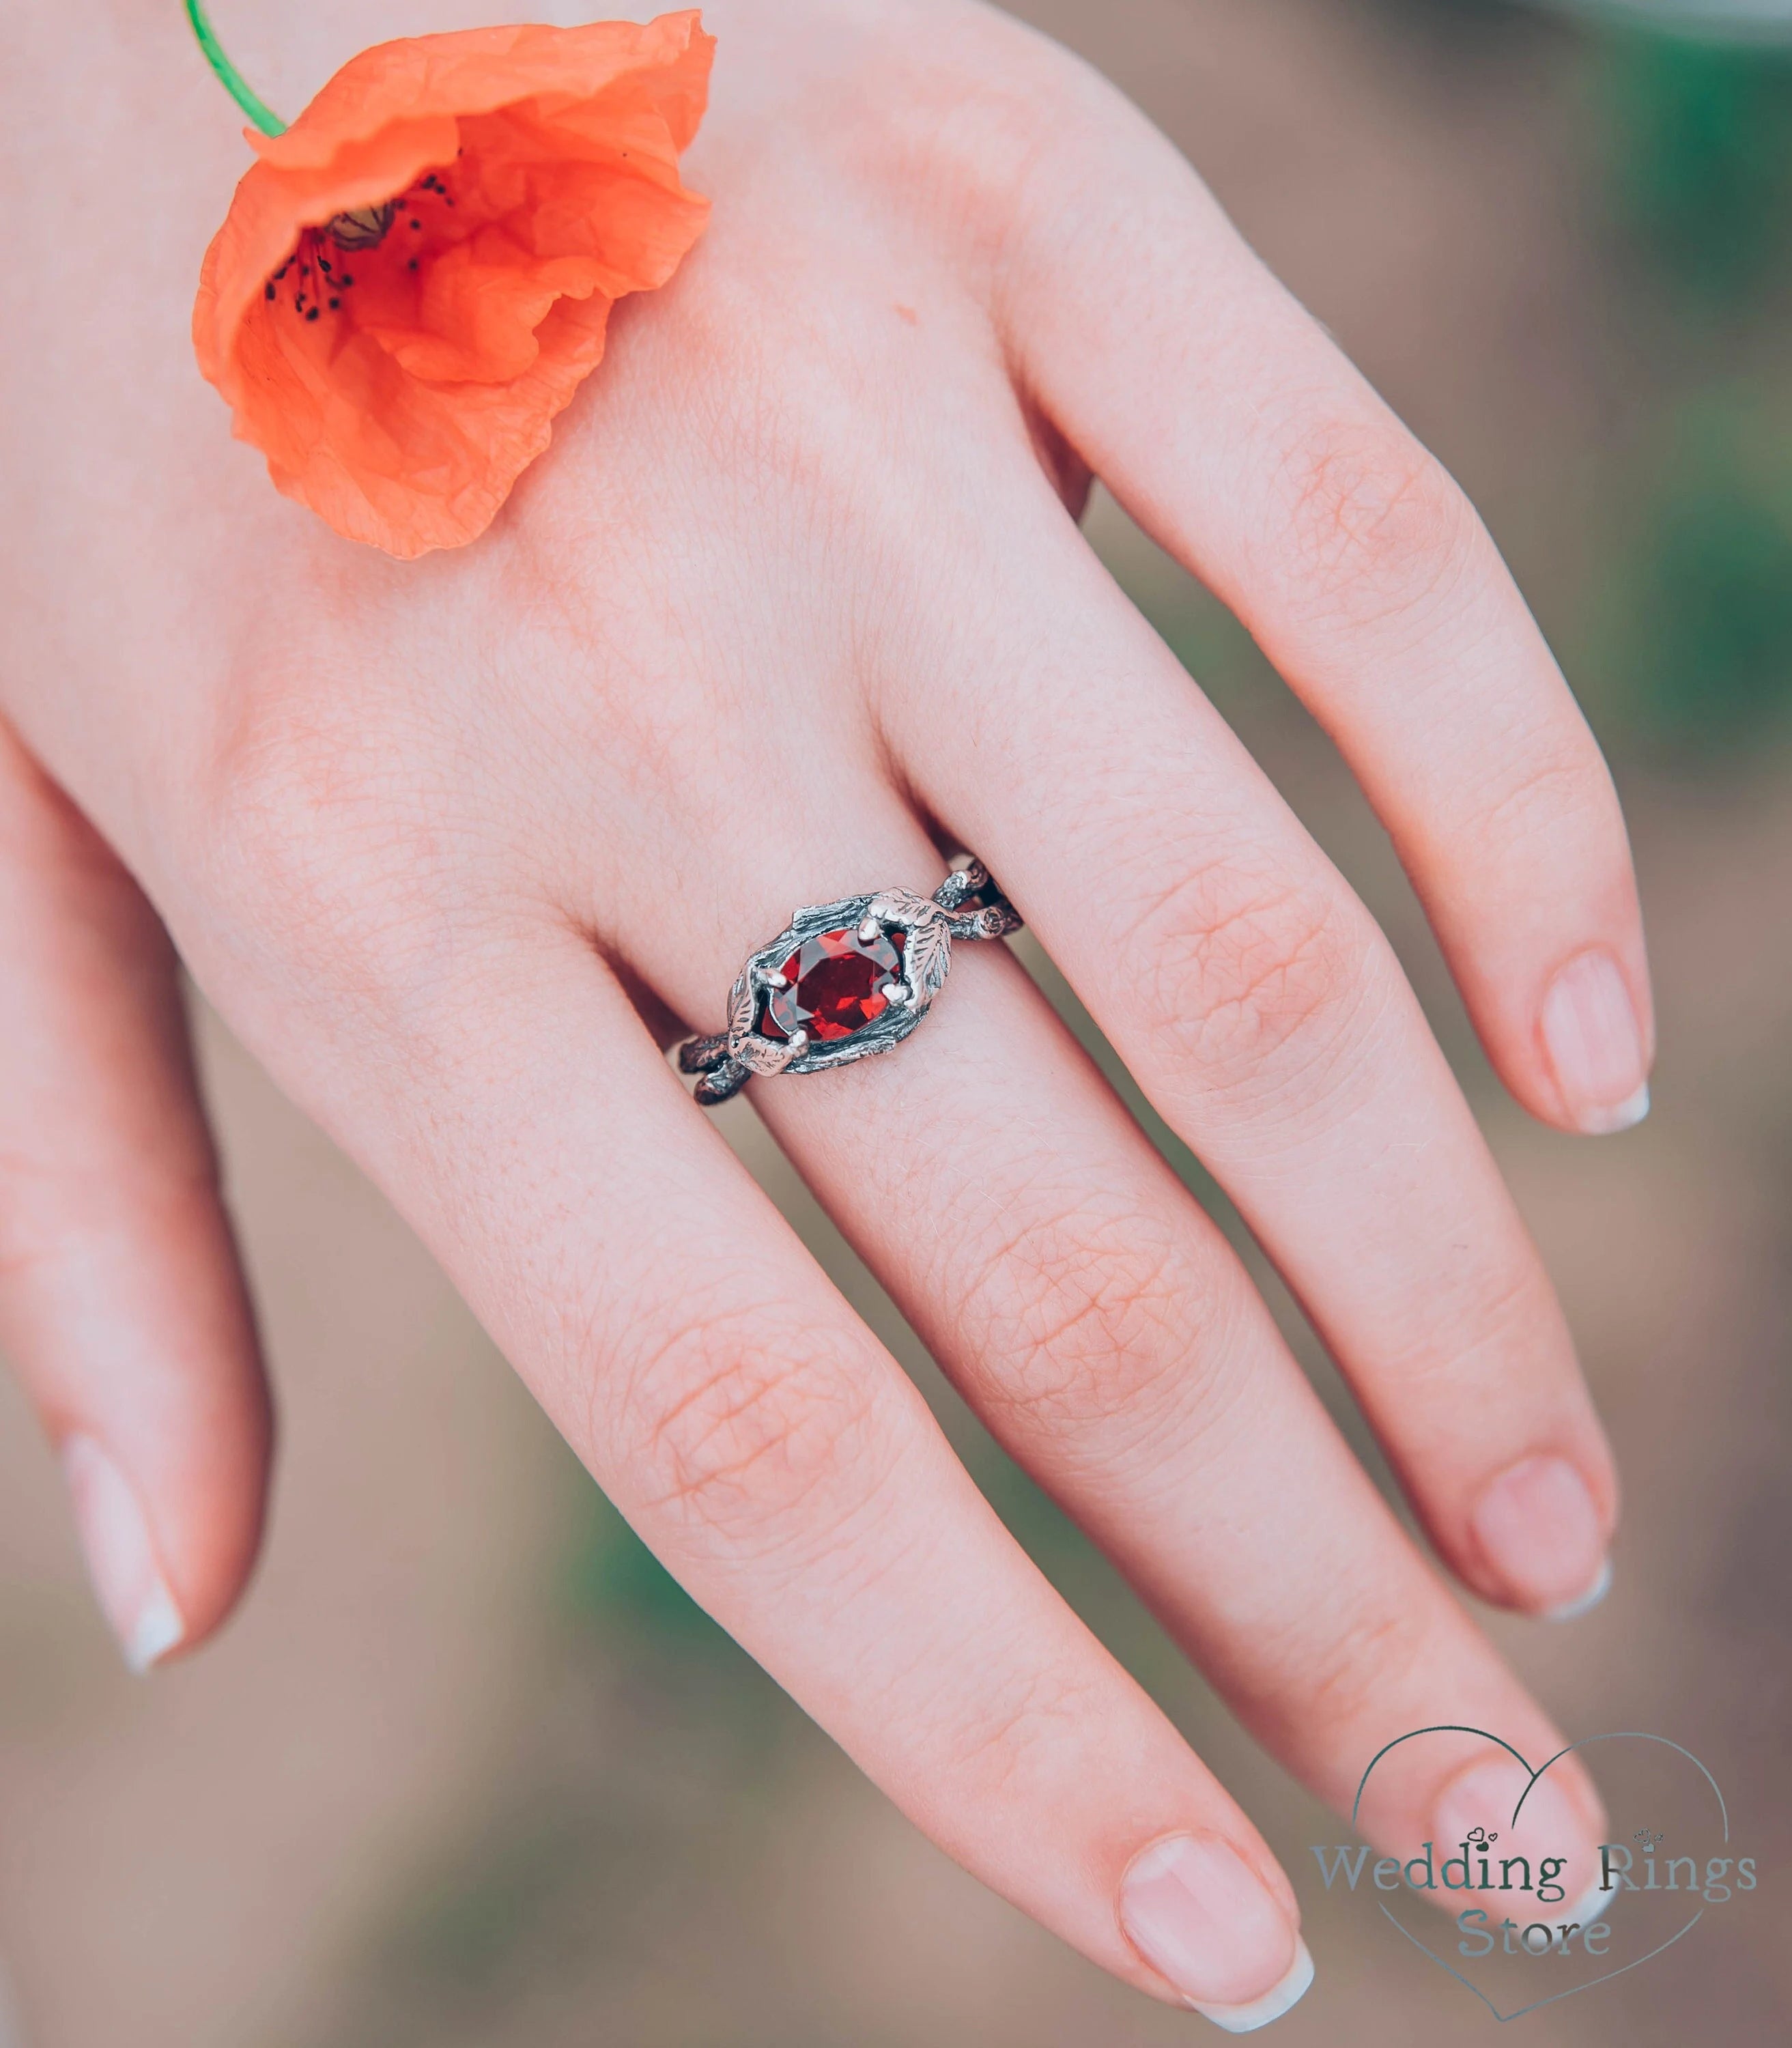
<box><xmin>677</xmin><ymin>859</ymin><xmax>1022</xmax><ymax>1107</ymax></box>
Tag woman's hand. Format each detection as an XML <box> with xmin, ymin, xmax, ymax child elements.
<box><xmin>0</xmin><ymin>0</ymin><xmax>1649</xmax><ymax>2021</ymax></box>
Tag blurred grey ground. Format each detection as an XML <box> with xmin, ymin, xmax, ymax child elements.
<box><xmin>3</xmin><ymin>1</ymin><xmax>1791</xmax><ymax>2041</ymax></box>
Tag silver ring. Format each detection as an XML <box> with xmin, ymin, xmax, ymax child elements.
<box><xmin>677</xmin><ymin>859</ymin><xmax>1022</xmax><ymax>1106</ymax></box>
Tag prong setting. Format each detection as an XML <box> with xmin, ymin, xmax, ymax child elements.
<box><xmin>683</xmin><ymin>861</ymin><xmax>1020</xmax><ymax>1105</ymax></box>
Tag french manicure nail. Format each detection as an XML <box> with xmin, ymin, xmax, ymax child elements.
<box><xmin>59</xmin><ymin>1434</ymin><xmax>183</xmax><ymax>1673</ymax></box>
<box><xmin>1470</xmin><ymin>1453</ymin><xmax>1609</xmax><ymax>1616</ymax></box>
<box><xmin>1190</xmin><ymin>1942</ymin><xmax>1315</xmax><ymax>2034</ymax></box>
<box><xmin>1540</xmin><ymin>949</ymin><xmax>1651</xmax><ymax>1135</ymax></box>
<box><xmin>1567</xmin><ymin>1875</ymin><xmax>1620</xmax><ymax>1930</ymax></box>
<box><xmin>1432</xmin><ymin>1754</ymin><xmax>1605</xmax><ymax>1920</ymax></box>
<box><xmin>1119</xmin><ymin>1834</ymin><xmax>1309</xmax><ymax>2029</ymax></box>
<box><xmin>1544</xmin><ymin>1556</ymin><xmax>1614</xmax><ymax>1623</ymax></box>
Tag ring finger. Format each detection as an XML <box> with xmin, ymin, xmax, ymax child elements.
<box><xmin>599</xmin><ymin>776</ymin><xmax>1608</xmax><ymax>1923</ymax></box>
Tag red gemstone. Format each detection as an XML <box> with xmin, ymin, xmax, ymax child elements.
<box><xmin>761</xmin><ymin>925</ymin><xmax>906</xmax><ymax>1043</ymax></box>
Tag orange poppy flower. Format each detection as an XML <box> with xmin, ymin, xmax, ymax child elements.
<box><xmin>193</xmin><ymin>12</ymin><xmax>713</xmax><ymax>558</ymax></box>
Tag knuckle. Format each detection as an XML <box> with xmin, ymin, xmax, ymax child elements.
<box><xmin>621</xmin><ymin>1309</ymin><xmax>886</xmax><ymax>1548</ymax></box>
<box><xmin>184</xmin><ymin>684</ymin><xmax>470</xmax><ymax>1011</ymax></box>
<box><xmin>0</xmin><ymin>1159</ymin><xmax>75</xmax><ymax>1285</ymax></box>
<box><xmin>1267</xmin><ymin>415</ymin><xmax>1478</xmax><ymax>627</ymax></box>
<box><xmin>1386</xmin><ymin>1254</ymin><xmax>1558</xmax><ymax>1394</ymax></box>
<box><xmin>0</xmin><ymin>1153</ymin><xmax>220</xmax><ymax>1285</ymax></box>
<box><xmin>1473</xmin><ymin>733</ymin><xmax>1611</xmax><ymax>859</ymax></box>
<box><xmin>1282</xmin><ymin>1594</ymin><xmax>1435</xmax><ymax>1739</ymax></box>
<box><xmin>954</xmin><ymin>1197</ymin><xmax>1227</xmax><ymax>1438</ymax></box>
<box><xmin>852</xmin><ymin>14</ymin><xmax>1115</xmax><ymax>259</ymax></box>
<box><xmin>944</xmin><ymin>1664</ymin><xmax>1112</xmax><ymax>1804</ymax></box>
<box><xmin>1120</xmin><ymin>855</ymin><xmax>1373</xmax><ymax>1096</ymax></box>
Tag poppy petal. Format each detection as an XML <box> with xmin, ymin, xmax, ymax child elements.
<box><xmin>193</xmin><ymin>11</ymin><xmax>713</xmax><ymax>556</ymax></box>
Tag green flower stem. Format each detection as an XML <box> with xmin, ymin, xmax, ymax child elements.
<box><xmin>184</xmin><ymin>0</ymin><xmax>287</xmax><ymax>136</ymax></box>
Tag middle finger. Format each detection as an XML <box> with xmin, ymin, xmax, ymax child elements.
<box><xmin>887</xmin><ymin>493</ymin><xmax>1618</xmax><ymax>1623</ymax></box>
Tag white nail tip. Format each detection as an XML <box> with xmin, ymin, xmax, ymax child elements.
<box><xmin>60</xmin><ymin>1434</ymin><xmax>186</xmax><ymax>1675</ymax></box>
<box><xmin>1582</xmin><ymin>1083</ymin><xmax>1650</xmax><ymax>1136</ymax></box>
<box><xmin>1567</xmin><ymin>1878</ymin><xmax>1620</xmax><ymax>1930</ymax></box>
<box><xmin>125</xmin><ymin>1584</ymin><xmax>184</xmax><ymax>1675</ymax></box>
<box><xmin>1544</xmin><ymin>1556</ymin><xmax>1613</xmax><ymax>1623</ymax></box>
<box><xmin>1190</xmin><ymin>1938</ymin><xmax>1314</xmax><ymax>2032</ymax></box>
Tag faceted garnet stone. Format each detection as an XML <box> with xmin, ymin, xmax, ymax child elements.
<box><xmin>761</xmin><ymin>925</ymin><xmax>906</xmax><ymax>1043</ymax></box>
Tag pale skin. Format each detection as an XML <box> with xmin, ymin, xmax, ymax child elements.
<box><xmin>0</xmin><ymin>0</ymin><xmax>1651</xmax><ymax>2025</ymax></box>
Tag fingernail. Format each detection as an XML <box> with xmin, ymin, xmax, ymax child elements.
<box><xmin>1432</xmin><ymin>1753</ymin><xmax>1604</xmax><ymax>1918</ymax></box>
<box><xmin>59</xmin><ymin>1434</ymin><xmax>183</xmax><ymax>1673</ymax></box>
<box><xmin>1119</xmin><ymin>1834</ymin><xmax>1309</xmax><ymax>2028</ymax></box>
<box><xmin>1190</xmin><ymin>1942</ymin><xmax>1314</xmax><ymax>2034</ymax></box>
<box><xmin>1544</xmin><ymin>1555</ymin><xmax>1613</xmax><ymax>1623</ymax></box>
<box><xmin>1470</xmin><ymin>1453</ymin><xmax>1608</xmax><ymax>1615</ymax></box>
<box><xmin>1567</xmin><ymin>1875</ymin><xmax>1620</xmax><ymax>1930</ymax></box>
<box><xmin>1540</xmin><ymin>949</ymin><xmax>1651</xmax><ymax>1135</ymax></box>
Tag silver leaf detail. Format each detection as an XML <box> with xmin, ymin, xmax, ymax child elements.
<box><xmin>736</xmin><ymin>1033</ymin><xmax>799</xmax><ymax>1076</ymax></box>
<box><xmin>867</xmin><ymin>888</ymin><xmax>938</xmax><ymax>928</ymax></box>
<box><xmin>904</xmin><ymin>909</ymin><xmax>954</xmax><ymax>1001</ymax></box>
<box><xmin>725</xmin><ymin>975</ymin><xmax>762</xmax><ymax>1057</ymax></box>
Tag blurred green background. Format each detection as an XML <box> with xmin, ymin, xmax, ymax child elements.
<box><xmin>1</xmin><ymin>1</ymin><xmax>1789</xmax><ymax>2043</ymax></box>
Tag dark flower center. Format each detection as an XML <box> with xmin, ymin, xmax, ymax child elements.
<box><xmin>261</xmin><ymin>169</ymin><xmax>459</xmax><ymax>322</ymax></box>
<box><xmin>325</xmin><ymin>201</ymin><xmax>397</xmax><ymax>251</ymax></box>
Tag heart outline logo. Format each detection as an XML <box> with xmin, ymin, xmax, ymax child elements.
<box><xmin>1349</xmin><ymin>1726</ymin><xmax>1729</xmax><ymax>2023</ymax></box>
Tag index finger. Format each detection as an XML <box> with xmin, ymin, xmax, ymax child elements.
<box><xmin>995</xmin><ymin>44</ymin><xmax>1653</xmax><ymax>1138</ymax></box>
